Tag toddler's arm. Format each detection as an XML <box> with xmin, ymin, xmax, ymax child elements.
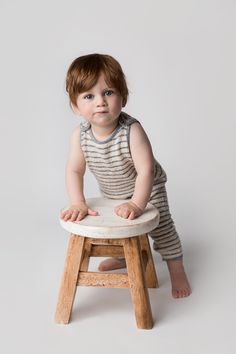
<box><xmin>115</xmin><ymin>122</ymin><xmax>154</xmax><ymax>219</ymax></box>
<box><xmin>60</xmin><ymin>127</ymin><xmax>98</xmax><ymax>222</ymax></box>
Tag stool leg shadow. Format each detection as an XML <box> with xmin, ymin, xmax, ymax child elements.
<box><xmin>123</xmin><ymin>236</ymin><xmax>153</xmax><ymax>329</ymax></box>
<box><xmin>55</xmin><ymin>234</ymin><xmax>85</xmax><ymax>324</ymax></box>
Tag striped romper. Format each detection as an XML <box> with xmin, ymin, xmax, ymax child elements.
<box><xmin>80</xmin><ymin>111</ymin><xmax>183</xmax><ymax>261</ymax></box>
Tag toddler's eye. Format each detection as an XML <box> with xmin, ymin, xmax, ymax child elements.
<box><xmin>104</xmin><ymin>90</ymin><xmax>114</xmax><ymax>96</ymax></box>
<box><xmin>83</xmin><ymin>94</ymin><xmax>93</xmax><ymax>100</ymax></box>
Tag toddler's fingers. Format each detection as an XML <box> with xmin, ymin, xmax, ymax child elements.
<box><xmin>60</xmin><ymin>210</ymin><xmax>68</xmax><ymax>219</ymax></box>
<box><xmin>62</xmin><ymin>209</ymin><xmax>73</xmax><ymax>220</ymax></box>
<box><xmin>70</xmin><ymin>210</ymin><xmax>79</xmax><ymax>221</ymax></box>
<box><xmin>121</xmin><ymin>209</ymin><xmax>130</xmax><ymax>219</ymax></box>
<box><xmin>114</xmin><ymin>205</ymin><xmax>120</xmax><ymax>213</ymax></box>
<box><xmin>88</xmin><ymin>208</ymin><xmax>99</xmax><ymax>216</ymax></box>
<box><xmin>117</xmin><ymin>208</ymin><xmax>130</xmax><ymax>219</ymax></box>
<box><xmin>128</xmin><ymin>211</ymin><xmax>135</xmax><ymax>220</ymax></box>
<box><xmin>76</xmin><ymin>211</ymin><xmax>87</xmax><ymax>221</ymax></box>
<box><xmin>116</xmin><ymin>208</ymin><xmax>123</xmax><ymax>217</ymax></box>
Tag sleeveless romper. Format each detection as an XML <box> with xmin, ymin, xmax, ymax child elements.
<box><xmin>80</xmin><ymin>111</ymin><xmax>183</xmax><ymax>260</ymax></box>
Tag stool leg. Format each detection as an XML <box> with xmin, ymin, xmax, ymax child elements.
<box><xmin>139</xmin><ymin>234</ymin><xmax>159</xmax><ymax>288</ymax></box>
<box><xmin>55</xmin><ymin>234</ymin><xmax>85</xmax><ymax>324</ymax></box>
<box><xmin>123</xmin><ymin>237</ymin><xmax>153</xmax><ymax>329</ymax></box>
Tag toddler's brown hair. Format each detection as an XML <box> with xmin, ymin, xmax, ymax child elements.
<box><xmin>66</xmin><ymin>53</ymin><xmax>129</xmax><ymax>107</ymax></box>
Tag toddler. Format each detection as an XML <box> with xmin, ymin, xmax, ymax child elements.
<box><xmin>60</xmin><ymin>53</ymin><xmax>191</xmax><ymax>298</ymax></box>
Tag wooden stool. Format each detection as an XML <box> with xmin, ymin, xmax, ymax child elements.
<box><xmin>55</xmin><ymin>198</ymin><xmax>159</xmax><ymax>329</ymax></box>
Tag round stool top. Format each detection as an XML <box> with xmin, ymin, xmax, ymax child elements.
<box><xmin>60</xmin><ymin>198</ymin><xmax>159</xmax><ymax>239</ymax></box>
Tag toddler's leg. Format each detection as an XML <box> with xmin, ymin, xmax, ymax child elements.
<box><xmin>98</xmin><ymin>257</ymin><xmax>126</xmax><ymax>271</ymax></box>
<box><xmin>165</xmin><ymin>256</ymin><xmax>191</xmax><ymax>298</ymax></box>
<box><xmin>149</xmin><ymin>183</ymin><xmax>191</xmax><ymax>298</ymax></box>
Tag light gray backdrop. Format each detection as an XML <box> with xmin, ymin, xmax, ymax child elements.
<box><xmin>0</xmin><ymin>1</ymin><xmax>235</xmax><ymax>353</ymax></box>
<box><xmin>1</xmin><ymin>0</ymin><xmax>235</xmax><ymax>239</ymax></box>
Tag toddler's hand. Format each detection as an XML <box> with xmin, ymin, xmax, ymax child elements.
<box><xmin>60</xmin><ymin>201</ymin><xmax>98</xmax><ymax>222</ymax></box>
<box><xmin>114</xmin><ymin>201</ymin><xmax>143</xmax><ymax>220</ymax></box>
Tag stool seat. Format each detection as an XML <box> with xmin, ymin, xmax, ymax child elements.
<box><xmin>60</xmin><ymin>198</ymin><xmax>159</xmax><ymax>238</ymax></box>
<box><xmin>55</xmin><ymin>198</ymin><xmax>159</xmax><ymax>329</ymax></box>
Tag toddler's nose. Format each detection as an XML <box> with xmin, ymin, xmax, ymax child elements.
<box><xmin>96</xmin><ymin>95</ymin><xmax>107</xmax><ymax>106</ymax></box>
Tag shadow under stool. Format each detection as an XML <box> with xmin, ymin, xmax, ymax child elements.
<box><xmin>55</xmin><ymin>198</ymin><xmax>160</xmax><ymax>329</ymax></box>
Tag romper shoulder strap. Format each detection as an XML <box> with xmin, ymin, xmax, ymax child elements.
<box><xmin>119</xmin><ymin>111</ymin><xmax>140</xmax><ymax>127</ymax></box>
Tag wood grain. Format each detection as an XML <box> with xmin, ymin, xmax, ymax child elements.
<box><xmin>77</xmin><ymin>271</ymin><xmax>129</xmax><ymax>288</ymax></box>
<box><xmin>123</xmin><ymin>237</ymin><xmax>153</xmax><ymax>329</ymax></box>
<box><xmin>55</xmin><ymin>234</ymin><xmax>85</xmax><ymax>324</ymax></box>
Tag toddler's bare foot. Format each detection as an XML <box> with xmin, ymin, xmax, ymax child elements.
<box><xmin>166</xmin><ymin>259</ymin><xmax>192</xmax><ymax>299</ymax></box>
<box><xmin>98</xmin><ymin>257</ymin><xmax>126</xmax><ymax>271</ymax></box>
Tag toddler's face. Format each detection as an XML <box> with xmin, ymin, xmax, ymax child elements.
<box><xmin>73</xmin><ymin>73</ymin><xmax>123</xmax><ymax>129</ymax></box>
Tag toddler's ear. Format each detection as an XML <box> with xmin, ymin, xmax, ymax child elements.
<box><xmin>71</xmin><ymin>103</ymin><xmax>80</xmax><ymax>115</ymax></box>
